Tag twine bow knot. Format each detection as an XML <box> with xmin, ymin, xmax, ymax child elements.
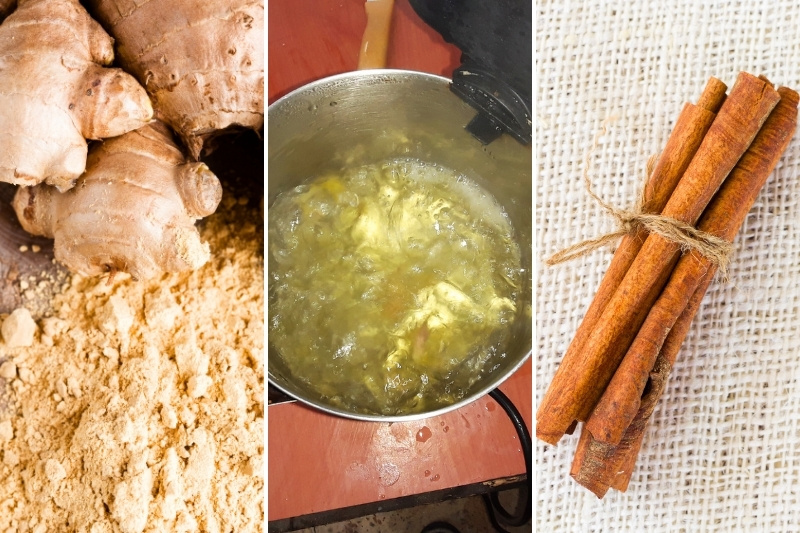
<box><xmin>546</xmin><ymin>125</ymin><xmax>734</xmax><ymax>279</ymax></box>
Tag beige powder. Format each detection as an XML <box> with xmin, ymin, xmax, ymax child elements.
<box><xmin>0</xmin><ymin>195</ymin><xmax>264</xmax><ymax>533</ymax></box>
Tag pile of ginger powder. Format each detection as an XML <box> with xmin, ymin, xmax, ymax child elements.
<box><xmin>0</xmin><ymin>194</ymin><xmax>264</xmax><ymax>533</ymax></box>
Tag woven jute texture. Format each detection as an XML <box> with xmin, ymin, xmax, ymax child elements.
<box><xmin>536</xmin><ymin>1</ymin><xmax>800</xmax><ymax>531</ymax></box>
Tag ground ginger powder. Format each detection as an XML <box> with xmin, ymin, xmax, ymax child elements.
<box><xmin>0</xmin><ymin>196</ymin><xmax>264</xmax><ymax>533</ymax></box>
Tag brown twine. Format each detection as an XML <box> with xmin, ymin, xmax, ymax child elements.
<box><xmin>546</xmin><ymin>122</ymin><xmax>734</xmax><ymax>279</ymax></box>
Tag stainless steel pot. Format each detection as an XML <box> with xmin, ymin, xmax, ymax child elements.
<box><xmin>268</xmin><ymin>69</ymin><xmax>531</xmax><ymax>421</ymax></box>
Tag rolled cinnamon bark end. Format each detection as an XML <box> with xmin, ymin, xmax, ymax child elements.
<box><xmin>570</xmin><ymin>426</ymin><xmax>614</xmax><ymax>498</ymax></box>
<box><xmin>609</xmin><ymin>430</ymin><xmax>645</xmax><ymax>492</ymax></box>
<box><xmin>695</xmin><ymin>76</ymin><xmax>728</xmax><ymax>114</ymax></box>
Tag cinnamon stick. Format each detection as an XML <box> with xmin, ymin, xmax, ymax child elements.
<box><xmin>586</xmin><ymin>86</ymin><xmax>799</xmax><ymax>445</ymax></box>
<box><xmin>572</xmin><ymin>86</ymin><xmax>799</xmax><ymax>496</ymax></box>
<box><xmin>537</xmin><ymin>72</ymin><xmax>780</xmax><ymax>445</ymax></box>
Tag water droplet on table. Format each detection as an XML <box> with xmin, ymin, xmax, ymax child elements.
<box><xmin>378</xmin><ymin>463</ymin><xmax>400</xmax><ymax>486</ymax></box>
<box><xmin>416</xmin><ymin>426</ymin><xmax>432</xmax><ymax>442</ymax></box>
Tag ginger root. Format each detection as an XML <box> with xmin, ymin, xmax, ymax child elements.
<box><xmin>13</xmin><ymin>122</ymin><xmax>223</xmax><ymax>280</ymax></box>
<box><xmin>0</xmin><ymin>0</ymin><xmax>153</xmax><ymax>191</ymax></box>
<box><xmin>86</xmin><ymin>0</ymin><xmax>264</xmax><ymax>159</ymax></box>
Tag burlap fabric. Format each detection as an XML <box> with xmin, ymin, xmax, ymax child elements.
<box><xmin>536</xmin><ymin>1</ymin><xmax>800</xmax><ymax>530</ymax></box>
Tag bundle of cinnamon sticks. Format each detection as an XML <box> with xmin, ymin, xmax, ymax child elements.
<box><xmin>538</xmin><ymin>72</ymin><xmax>799</xmax><ymax>498</ymax></box>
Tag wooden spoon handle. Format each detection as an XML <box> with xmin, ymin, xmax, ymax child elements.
<box><xmin>357</xmin><ymin>0</ymin><xmax>395</xmax><ymax>69</ymax></box>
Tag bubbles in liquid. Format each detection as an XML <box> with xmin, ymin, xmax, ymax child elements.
<box><xmin>268</xmin><ymin>158</ymin><xmax>522</xmax><ymax>416</ymax></box>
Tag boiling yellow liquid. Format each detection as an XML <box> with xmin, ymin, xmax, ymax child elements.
<box><xmin>268</xmin><ymin>158</ymin><xmax>522</xmax><ymax>415</ymax></box>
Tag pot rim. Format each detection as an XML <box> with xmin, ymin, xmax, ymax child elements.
<box><xmin>268</xmin><ymin>69</ymin><xmax>454</xmax><ymax>112</ymax></box>
<box><xmin>268</xmin><ymin>349</ymin><xmax>531</xmax><ymax>422</ymax></box>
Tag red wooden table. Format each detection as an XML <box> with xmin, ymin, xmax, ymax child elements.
<box><xmin>267</xmin><ymin>0</ymin><xmax>532</xmax><ymax>527</ymax></box>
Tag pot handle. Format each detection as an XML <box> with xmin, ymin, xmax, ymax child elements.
<box><xmin>408</xmin><ymin>0</ymin><xmax>532</xmax><ymax>146</ymax></box>
<box><xmin>451</xmin><ymin>65</ymin><xmax>531</xmax><ymax>146</ymax></box>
